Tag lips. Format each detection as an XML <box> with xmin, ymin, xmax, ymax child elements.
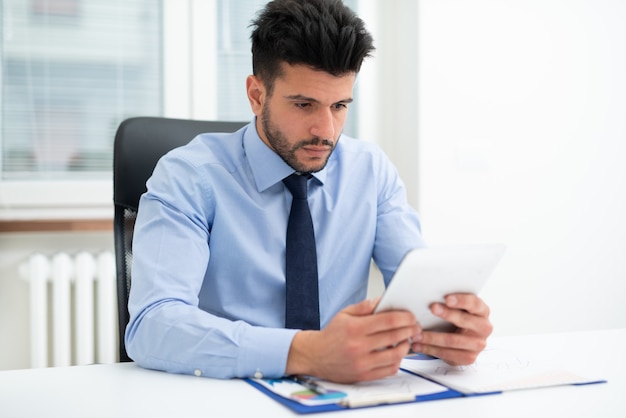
<box><xmin>302</xmin><ymin>146</ymin><xmax>331</xmax><ymax>158</ymax></box>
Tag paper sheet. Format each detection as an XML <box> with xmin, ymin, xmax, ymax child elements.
<box><xmin>253</xmin><ymin>369</ymin><xmax>449</xmax><ymax>406</ymax></box>
<box><xmin>401</xmin><ymin>346</ymin><xmax>599</xmax><ymax>394</ymax></box>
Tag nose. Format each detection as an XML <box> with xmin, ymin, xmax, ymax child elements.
<box><xmin>310</xmin><ymin>109</ymin><xmax>335</xmax><ymax>141</ymax></box>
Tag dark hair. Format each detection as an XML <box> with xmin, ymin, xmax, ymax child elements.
<box><xmin>250</xmin><ymin>0</ymin><xmax>374</xmax><ymax>95</ymax></box>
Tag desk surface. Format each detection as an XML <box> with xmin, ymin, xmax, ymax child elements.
<box><xmin>1</xmin><ymin>328</ymin><xmax>624</xmax><ymax>418</ymax></box>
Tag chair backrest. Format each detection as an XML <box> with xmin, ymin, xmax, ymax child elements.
<box><xmin>113</xmin><ymin>116</ymin><xmax>247</xmax><ymax>362</ymax></box>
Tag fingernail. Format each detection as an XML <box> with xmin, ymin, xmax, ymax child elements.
<box><xmin>432</xmin><ymin>304</ymin><xmax>444</xmax><ymax>315</ymax></box>
<box><xmin>447</xmin><ymin>296</ymin><xmax>457</xmax><ymax>307</ymax></box>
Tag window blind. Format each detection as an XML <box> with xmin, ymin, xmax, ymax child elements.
<box><xmin>1</xmin><ymin>0</ymin><xmax>162</xmax><ymax>180</ymax></box>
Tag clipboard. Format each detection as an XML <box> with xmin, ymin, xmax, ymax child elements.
<box><xmin>245</xmin><ymin>370</ymin><xmax>464</xmax><ymax>414</ymax></box>
<box><xmin>246</xmin><ymin>362</ymin><xmax>605</xmax><ymax>414</ymax></box>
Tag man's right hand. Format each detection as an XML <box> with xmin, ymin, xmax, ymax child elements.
<box><xmin>285</xmin><ymin>299</ymin><xmax>420</xmax><ymax>383</ymax></box>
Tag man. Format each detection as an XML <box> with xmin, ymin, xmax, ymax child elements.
<box><xmin>126</xmin><ymin>0</ymin><xmax>492</xmax><ymax>383</ymax></box>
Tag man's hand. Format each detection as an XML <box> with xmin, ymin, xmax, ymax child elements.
<box><xmin>410</xmin><ymin>293</ymin><xmax>493</xmax><ymax>366</ymax></box>
<box><xmin>286</xmin><ymin>299</ymin><xmax>420</xmax><ymax>383</ymax></box>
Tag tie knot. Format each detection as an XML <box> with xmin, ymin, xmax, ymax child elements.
<box><xmin>283</xmin><ymin>173</ymin><xmax>309</xmax><ymax>200</ymax></box>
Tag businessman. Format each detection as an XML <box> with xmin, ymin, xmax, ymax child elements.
<box><xmin>126</xmin><ymin>0</ymin><xmax>492</xmax><ymax>383</ymax></box>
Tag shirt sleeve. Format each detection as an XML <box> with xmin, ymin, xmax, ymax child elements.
<box><xmin>124</xmin><ymin>152</ymin><xmax>298</xmax><ymax>379</ymax></box>
<box><xmin>372</xmin><ymin>150</ymin><xmax>427</xmax><ymax>284</ymax></box>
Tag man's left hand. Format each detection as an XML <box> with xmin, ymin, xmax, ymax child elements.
<box><xmin>410</xmin><ymin>293</ymin><xmax>492</xmax><ymax>365</ymax></box>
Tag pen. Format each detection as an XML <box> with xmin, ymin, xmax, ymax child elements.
<box><xmin>340</xmin><ymin>392</ymin><xmax>416</xmax><ymax>408</ymax></box>
<box><xmin>291</xmin><ymin>375</ymin><xmax>328</xmax><ymax>395</ymax></box>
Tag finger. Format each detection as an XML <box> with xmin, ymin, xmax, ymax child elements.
<box><xmin>415</xmin><ymin>330</ymin><xmax>486</xmax><ymax>352</ymax></box>
<box><xmin>412</xmin><ymin>332</ymin><xmax>486</xmax><ymax>365</ymax></box>
<box><xmin>330</xmin><ymin>340</ymin><xmax>410</xmax><ymax>383</ymax></box>
<box><xmin>430</xmin><ymin>303</ymin><xmax>477</xmax><ymax>333</ymax></box>
<box><xmin>367</xmin><ymin>322</ymin><xmax>420</xmax><ymax>351</ymax></box>
<box><xmin>445</xmin><ymin>293</ymin><xmax>490</xmax><ymax>318</ymax></box>
<box><xmin>413</xmin><ymin>343</ymin><xmax>481</xmax><ymax>366</ymax></box>
<box><xmin>366</xmin><ymin>340</ymin><xmax>411</xmax><ymax>372</ymax></box>
<box><xmin>430</xmin><ymin>302</ymin><xmax>492</xmax><ymax>336</ymax></box>
<box><xmin>347</xmin><ymin>362</ymin><xmax>404</xmax><ymax>383</ymax></box>
<box><xmin>367</xmin><ymin>309</ymin><xmax>419</xmax><ymax>336</ymax></box>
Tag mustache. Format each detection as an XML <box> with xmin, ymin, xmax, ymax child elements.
<box><xmin>298</xmin><ymin>137</ymin><xmax>335</xmax><ymax>147</ymax></box>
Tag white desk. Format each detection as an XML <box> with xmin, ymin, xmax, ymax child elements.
<box><xmin>1</xmin><ymin>329</ymin><xmax>624</xmax><ymax>418</ymax></box>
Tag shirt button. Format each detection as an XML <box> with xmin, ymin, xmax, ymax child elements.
<box><xmin>194</xmin><ymin>369</ymin><xmax>202</xmax><ymax>377</ymax></box>
<box><xmin>254</xmin><ymin>369</ymin><xmax>263</xmax><ymax>379</ymax></box>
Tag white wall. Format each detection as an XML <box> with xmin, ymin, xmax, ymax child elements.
<box><xmin>414</xmin><ymin>0</ymin><xmax>626</xmax><ymax>335</ymax></box>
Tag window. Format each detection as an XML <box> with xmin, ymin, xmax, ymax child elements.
<box><xmin>0</xmin><ymin>0</ymin><xmax>367</xmax><ymax>220</ymax></box>
<box><xmin>1</xmin><ymin>0</ymin><xmax>162</xmax><ymax>180</ymax></box>
<box><xmin>0</xmin><ymin>0</ymin><xmax>162</xmax><ymax>219</ymax></box>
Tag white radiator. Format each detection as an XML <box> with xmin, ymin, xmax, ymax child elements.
<box><xmin>20</xmin><ymin>251</ymin><xmax>118</xmax><ymax>368</ymax></box>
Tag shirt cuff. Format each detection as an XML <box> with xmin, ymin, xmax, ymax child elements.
<box><xmin>237</xmin><ymin>326</ymin><xmax>299</xmax><ymax>379</ymax></box>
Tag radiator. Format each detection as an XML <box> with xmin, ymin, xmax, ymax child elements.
<box><xmin>19</xmin><ymin>251</ymin><xmax>118</xmax><ymax>368</ymax></box>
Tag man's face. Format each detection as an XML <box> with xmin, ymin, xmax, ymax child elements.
<box><xmin>248</xmin><ymin>63</ymin><xmax>356</xmax><ymax>173</ymax></box>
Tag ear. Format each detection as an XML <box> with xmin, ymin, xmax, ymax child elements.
<box><xmin>246</xmin><ymin>75</ymin><xmax>265</xmax><ymax>117</ymax></box>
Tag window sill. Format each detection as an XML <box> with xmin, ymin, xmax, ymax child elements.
<box><xmin>0</xmin><ymin>218</ymin><xmax>113</xmax><ymax>233</ymax></box>
<box><xmin>0</xmin><ymin>179</ymin><xmax>114</xmax><ymax>229</ymax></box>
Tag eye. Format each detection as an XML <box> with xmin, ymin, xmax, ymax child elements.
<box><xmin>333</xmin><ymin>102</ymin><xmax>348</xmax><ymax>111</ymax></box>
<box><xmin>294</xmin><ymin>102</ymin><xmax>311</xmax><ymax>109</ymax></box>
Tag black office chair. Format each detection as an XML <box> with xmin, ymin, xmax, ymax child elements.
<box><xmin>113</xmin><ymin>116</ymin><xmax>247</xmax><ymax>362</ymax></box>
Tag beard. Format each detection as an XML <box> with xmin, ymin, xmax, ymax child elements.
<box><xmin>261</xmin><ymin>105</ymin><xmax>336</xmax><ymax>174</ymax></box>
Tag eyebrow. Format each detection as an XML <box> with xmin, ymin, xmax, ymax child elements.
<box><xmin>285</xmin><ymin>94</ymin><xmax>354</xmax><ymax>104</ymax></box>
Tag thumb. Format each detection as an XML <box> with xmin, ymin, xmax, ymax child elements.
<box><xmin>342</xmin><ymin>298</ymin><xmax>380</xmax><ymax>316</ymax></box>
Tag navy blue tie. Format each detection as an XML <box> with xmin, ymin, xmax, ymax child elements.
<box><xmin>283</xmin><ymin>173</ymin><xmax>320</xmax><ymax>330</ymax></box>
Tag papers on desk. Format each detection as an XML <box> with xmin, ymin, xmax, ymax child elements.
<box><xmin>401</xmin><ymin>345</ymin><xmax>606</xmax><ymax>395</ymax></box>
<box><xmin>248</xmin><ymin>370</ymin><xmax>459</xmax><ymax>413</ymax></box>
<box><xmin>318</xmin><ymin>371</ymin><xmax>449</xmax><ymax>407</ymax></box>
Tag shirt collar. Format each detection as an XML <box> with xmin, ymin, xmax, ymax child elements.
<box><xmin>244</xmin><ymin>118</ymin><xmax>328</xmax><ymax>192</ymax></box>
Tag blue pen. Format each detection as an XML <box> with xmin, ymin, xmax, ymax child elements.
<box><xmin>292</xmin><ymin>375</ymin><xmax>328</xmax><ymax>395</ymax></box>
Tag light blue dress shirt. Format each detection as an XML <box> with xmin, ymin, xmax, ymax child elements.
<box><xmin>125</xmin><ymin>120</ymin><xmax>425</xmax><ymax>379</ymax></box>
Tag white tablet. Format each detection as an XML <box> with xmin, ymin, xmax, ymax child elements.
<box><xmin>374</xmin><ymin>243</ymin><xmax>506</xmax><ymax>332</ymax></box>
